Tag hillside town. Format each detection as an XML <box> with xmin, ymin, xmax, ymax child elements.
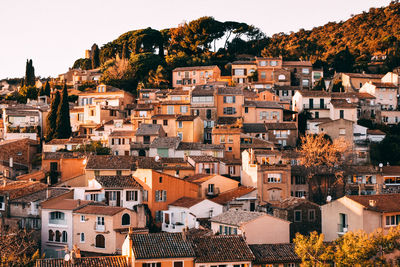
<box><xmin>1</xmin><ymin>55</ymin><xmax>400</xmax><ymax>266</ymax></box>
<box><xmin>2</xmin><ymin>1</ymin><xmax>400</xmax><ymax>266</ymax></box>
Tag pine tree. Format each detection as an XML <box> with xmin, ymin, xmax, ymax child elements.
<box><xmin>55</xmin><ymin>84</ymin><xmax>72</xmax><ymax>138</ymax></box>
<box><xmin>91</xmin><ymin>44</ymin><xmax>100</xmax><ymax>69</ymax></box>
<box><xmin>45</xmin><ymin>90</ymin><xmax>60</xmax><ymax>141</ymax></box>
<box><xmin>121</xmin><ymin>43</ymin><xmax>130</xmax><ymax>59</ymax></box>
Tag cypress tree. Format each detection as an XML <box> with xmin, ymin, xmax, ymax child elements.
<box><xmin>55</xmin><ymin>84</ymin><xmax>72</xmax><ymax>138</ymax></box>
<box><xmin>91</xmin><ymin>44</ymin><xmax>100</xmax><ymax>69</ymax></box>
<box><xmin>24</xmin><ymin>59</ymin><xmax>35</xmax><ymax>86</ymax></box>
<box><xmin>44</xmin><ymin>81</ymin><xmax>51</xmax><ymax>96</ymax></box>
<box><xmin>45</xmin><ymin>90</ymin><xmax>60</xmax><ymax>141</ymax></box>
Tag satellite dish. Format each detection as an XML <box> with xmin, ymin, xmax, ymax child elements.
<box><xmin>326</xmin><ymin>196</ymin><xmax>332</xmax><ymax>202</ymax></box>
<box><xmin>379</xmin><ymin>163</ymin><xmax>383</xmax><ymax>168</ymax></box>
<box><xmin>64</xmin><ymin>254</ymin><xmax>70</xmax><ymax>262</ymax></box>
<box><xmin>155</xmin><ymin>155</ymin><xmax>160</xmax><ymax>162</ymax></box>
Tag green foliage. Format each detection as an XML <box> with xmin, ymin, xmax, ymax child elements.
<box><xmin>73</xmin><ymin>141</ymin><xmax>111</xmax><ymax>155</ymax></box>
<box><xmin>72</xmin><ymin>58</ymin><xmax>92</xmax><ymax>70</ymax></box>
<box><xmin>19</xmin><ymin>85</ymin><xmax>38</xmax><ymax>102</ymax></box>
<box><xmin>147</xmin><ymin>65</ymin><xmax>169</xmax><ymax>88</ymax></box>
<box><xmin>313</xmin><ymin>78</ymin><xmax>326</xmax><ymax>91</ymax></box>
<box><xmin>45</xmin><ymin>90</ymin><xmax>60</xmax><ymax>141</ymax></box>
<box><xmin>129</xmin><ymin>52</ymin><xmax>164</xmax><ymax>81</ymax></box>
<box><xmin>77</xmin><ymin>81</ymin><xmax>97</xmax><ymax>91</ymax></box>
<box><xmin>68</xmin><ymin>94</ymin><xmax>78</xmax><ymax>103</ymax></box>
<box><xmin>331</xmin><ymin>80</ymin><xmax>344</xmax><ymax>92</ymax></box>
<box><xmin>298</xmin><ymin>110</ymin><xmax>312</xmax><ymax>136</ymax></box>
<box><xmin>91</xmin><ymin>43</ymin><xmax>100</xmax><ymax>69</ymax></box>
<box><xmin>295</xmin><ymin>226</ymin><xmax>400</xmax><ymax>266</ymax></box>
<box><xmin>55</xmin><ymin>84</ymin><xmax>72</xmax><ymax>138</ymax></box>
<box><xmin>24</xmin><ymin>59</ymin><xmax>35</xmax><ymax>86</ymax></box>
<box><xmin>370</xmin><ymin>135</ymin><xmax>400</xmax><ymax>165</ymax></box>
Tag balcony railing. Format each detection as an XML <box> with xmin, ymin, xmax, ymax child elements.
<box><xmin>95</xmin><ymin>223</ymin><xmax>105</xmax><ymax>232</ymax></box>
<box><xmin>338</xmin><ymin>224</ymin><xmax>348</xmax><ymax>234</ymax></box>
<box><xmin>303</xmin><ymin>104</ymin><xmax>327</xmax><ymax>109</ymax></box>
<box><xmin>49</xmin><ymin>219</ymin><xmax>66</xmax><ymax>226</ymax></box>
<box><xmin>162</xmin><ymin>223</ymin><xmax>185</xmax><ymax>233</ymax></box>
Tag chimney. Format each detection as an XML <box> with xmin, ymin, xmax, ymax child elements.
<box><xmin>181</xmin><ymin>227</ymin><xmax>187</xmax><ymax>241</ymax></box>
<box><xmin>9</xmin><ymin>157</ymin><xmax>13</xmax><ymax>168</ymax></box>
<box><xmin>46</xmin><ymin>189</ymin><xmax>50</xmax><ymax>199</ymax></box>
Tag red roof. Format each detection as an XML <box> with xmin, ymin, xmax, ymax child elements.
<box><xmin>212</xmin><ymin>186</ymin><xmax>256</xmax><ymax>205</ymax></box>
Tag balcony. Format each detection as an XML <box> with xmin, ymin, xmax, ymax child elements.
<box><xmin>95</xmin><ymin>223</ymin><xmax>106</xmax><ymax>232</ymax></box>
<box><xmin>337</xmin><ymin>224</ymin><xmax>348</xmax><ymax>235</ymax></box>
<box><xmin>162</xmin><ymin>223</ymin><xmax>186</xmax><ymax>233</ymax></box>
<box><xmin>303</xmin><ymin>104</ymin><xmax>327</xmax><ymax>110</ymax></box>
<box><xmin>48</xmin><ymin>219</ymin><xmax>66</xmax><ymax>226</ymax></box>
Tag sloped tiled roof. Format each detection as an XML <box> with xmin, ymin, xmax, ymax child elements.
<box><xmin>176</xmin><ymin>115</ymin><xmax>198</xmax><ymax>121</ymax></box>
<box><xmin>169</xmin><ymin>197</ymin><xmax>204</xmax><ymax>208</ymax></box>
<box><xmin>347</xmin><ymin>194</ymin><xmax>400</xmax><ymax>213</ymax></box>
<box><xmin>188</xmin><ymin>155</ymin><xmax>219</xmax><ymax>163</ymax></box>
<box><xmin>244</xmin><ymin>100</ymin><xmax>282</xmax><ymax>109</ymax></box>
<box><xmin>249</xmin><ymin>243</ymin><xmax>300</xmax><ymax>264</ymax></box>
<box><xmin>210</xmin><ymin>210</ymin><xmax>267</xmax><ymax>226</ymax></box>
<box><xmin>135</xmin><ymin>124</ymin><xmax>162</xmax><ymax>136</ymax></box>
<box><xmin>329</xmin><ymin>99</ymin><xmax>357</xmax><ymax>108</ymax></box>
<box><xmin>173</xmin><ymin>65</ymin><xmax>219</xmax><ymax>71</ymax></box>
<box><xmin>109</xmin><ymin>131</ymin><xmax>135</xmax><ymax>137</ymax></box>
<box><xmin>217</xmin><ymin>87</ymin><xmax>243</xmax><ymax>95</ymax></box>
<box><xmin>0</xmin><ymin>181</ymin><xmax>47</xmax><ymax>200</ymax></box>
<box><xmin>11</xmin><ymin>187</ymin><xmax>70</xmax><ymax>203</ymax></box>
<box><xmin>41</xmin><ymin>199</ymin><xmax>92</xmax><ymax>210</ymax></box>
<box><xmin>211</xmin><ymin>186</ymin><xmax>256</xmax><ymax>205</ymax></box>
<box><xmin>150</xmin><ymin>137</ymin><xmax>180</xmax><ymax>149</ymax></box>
<box><xmin>95</xmin><ymin>175</ymin><xmax>142</xmax><ymax>189</ymax></box>
<box><xmin>131</xmin><ymin>233</ymin><xmax>195</xmax><ymax>259</ymax></box>
<box><xmin>190</xmin><ymin>235</ymin><xmax>254</xmax><ymax>263</ymax></box>
<box><xmin>35</xmin><ymin>256</ymin><xmax>128</xmax><ymax>267</ymax></box>
<box><xmin>367</xmin><ymin>129</ymin><xmax>386</xmax><ymax>135</ymax></box>
<box><xmin>265</xmin><ymin>122</ymin><xmax>297</xmax><ymax>130</ymax></box>
<box><xmin>242</xmin><ymin>123</ymin><xmax>267</xmax><ymax>133</ymax></box>
<box><xmin>74</xmin><ymin>205</ymin><xmax>125</xmax><ymax>216</ymax></box>
<box><xmin>86</xmin><ymin>155</ymin><xmax>136</xmax><ymax>170</ymax></box>
<box><xmin>177</xmin><ymin>142</ymin><xmax>224</xmax><ymax>151</ymax></box>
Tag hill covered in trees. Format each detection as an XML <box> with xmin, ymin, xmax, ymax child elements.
<box><xmin>73</xmin><ymin>1</ymin><xmax>400</xmax><ymax>93</ymax></box>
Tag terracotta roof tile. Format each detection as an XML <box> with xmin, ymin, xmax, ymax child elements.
<box><xmin>0</xmin><ymin>181</ymin><xmax>47</xmax><ymax>200</ymax></box>
<box><xmin>135</xmin><ymin>124</ymin><xmax>163</xmax><ymax>136</ymax></box>
<box><xmin>74</xmin><ymin>205</ymin><xmax>125</xmax><ymax>216</ymax></box>
<box><xmin>189</xmin><ymin>235</ymin><xmax>254</xmax><ymax>263</ymax></box>
<box><xmin>169</xmin><ymin>197</ymin><xmax>204</xmax><ymax>208</ymax></box>
<box><xmin>210</xmin><ymin>210</ymin><xmax>267</xmax><ymax>226</ymax></box>
<box><xmin>35</xmin><ymin>256</ymin><xmax>128</xmax><ymax>267</ymax></box>
<box><xmin>249</xmin><ymin>243</ymin><xmax>300</xmax><ymax>264</ymax></box>
<box><xmin>212</xmin><ymin>186</ymin><xmax>256</xmax><ymax>205</ymax></box>
<box><xmin>95</xmin><ymin>175</ymin><xmax>143</xmax><ymax>189</ymax></box>
<box><xmin>346</xmin><ymin>194</ymin><xmax>400</xmax><ymax>212</ymax></box>
<box><xmin>41</xmin><ymin>199</ymin><xmax>92</xmax><ymax>210</ymax></box>
<box><xmin>131</xmin><ymin>232</ymin><xmax>195</xmax><ymax>259</ymax></box>
<box><xmin>173</xmin><ymin>65</ymin><xmax>219</xmax><ymax>72</ymax></box>
<box><xmin>86</xmin><ymin>155</ymin><xmax>136</xmax><ymax>170</ymax></box>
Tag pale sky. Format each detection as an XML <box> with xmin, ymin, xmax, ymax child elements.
<box><xmin>0</xmin><ymin>0</ymin><xmax>392</xmax><ymax>79</ymax></box>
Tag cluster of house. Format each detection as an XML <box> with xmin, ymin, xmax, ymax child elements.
<box><xmin>0</xmin><ymin>59</ymin><xmax>400</xmax><ymax>266</ymax></box>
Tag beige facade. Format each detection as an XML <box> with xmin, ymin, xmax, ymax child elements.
<box><xmin>318</xmin><ymin>119</ymin><xmax>354</xmax><ymax>143</ymax></box>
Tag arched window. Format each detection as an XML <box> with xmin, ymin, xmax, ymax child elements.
<box><xmin>62</xmin><ymin>231</ymin><xmax>68</xmax><ymax>243</ymax></box>
<box><xmin>55</xmin><ymin>230</ymin><xmax>61</xmax><ymax>242</ymax></box>
<box><xmin>122</xmin><ymin>213</ymin><xmax>130</xmax><ymax>226</ymax></box>
<box><xmin>95</xmin><ymin>234</ymin><xmax>105</xmax><ymax>248</ymax></box>
<box><xmin>278</xmin><ymin>74</ymin><xmax>286</xmax><ymax>80</ymax></box>
<box><xmin>49</xmin><ymin>211</ymin><xmax>65</xmax><ymax>225</ymax></box>
<box><xmin>48</xmin><ymin>230</ymin><xmax>54</xmax><ymax>241</ymax></box>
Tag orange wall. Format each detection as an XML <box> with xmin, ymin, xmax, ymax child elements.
<box><xmin>42</xmin><ymin>158</ymin><xmax>86</xmax><ymax>182</ymax></box>
<box><xmin>216</xmin><ymin>95</ymin><xmax>244</xmax><ymax>118</ymax></box>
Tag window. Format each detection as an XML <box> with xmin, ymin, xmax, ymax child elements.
<box><xmin>223</xmin><ymin>96</ymin><xmax>236</xmax><ymax>103</ymax></box>
<box><xmin>309</xmin><ymin>209</ymin><xmax>315</xmax><ymax>221</ymax></box>
<box><xmin>206</xmin><ymin>109</ymin><xmax>212</xmax><ymax>119</ymax></box>
<box><xmin>155</xmin><ymin>190</ymin><xmax>167</xmax><ymax>202</ymax></box>
<box><xmin>267</xmin><ymin>173</ymin><xmax>282</xmax><ymax>183</ymax></box>
<box><xmin>234</xmin><ymin>69</ymin><xmax>245</xmax><ymax>76</ymax></box>
<box><xmin>294</xmin><ymin>210</ymin><xmax>302</xmax><ymax>222</ymax></box>
<box><xmin>220</xmin><ymin>136</ymin><xmax>225</xmax><ymax>143</ymax></box>
<box><xmin>116</xmin><ymin>170</ymin><xmax>122</xmax><ymax>176</ymax></box>
<box><xmin>339</xmin><ymin>128</ymin><xmax>346</xmax><ymax>135</ymax></box>
<box><xmin>295</xmin><ymin>191</ymin><xmax>306</xmax><ymax>198</ymax></box>
<box><xmin>386</xmin><ymin>215</ymin><xmax>400</xmax><ymax>226</ymax></box>
<box><xmin>259</xmin><ymin>61</ymin><xmax>267</xmax><ymax>66</ymax></box>
<box><xmin>278</xmin><ymin>74</ymin><xmax>285</xmax><ymax>80</ymax></box>
<box><xmin>143</xmin><ymin>263</ymin><xmax>161</xmax><ymax>267</ymax></box>
<box><xmin>152</xmin><ymin>120</ymin><xmax>157</xmax><ymax>124</ymax></box>
<box><xmin>163</xmin><ymin>120</ymin><xmax>168</xmax><ymax>126</ymax></box>
<box><xmin>55</xmin><ymin>230</ymin><xmax>61</xmax><ymax>242</ymax></box>
<box><xmin>95</xmin><ymin>234</ymin><xmax>105</xmax><ymax>248</ymax></box>
<box><xmin>208</xmin><ymin>184</ymin><xmax>215</xmax><ymax>194</ymax></box>
<box><xmin>177</xmin><ymin>132</ymin><xmax>183</xmax><ymax>140</ymax></box>
<box><xmin>49</xmin><ymin>211</ymin><xmax>65</xmax><ymax>224</ymax></box>
<box><xmin>126</xmin><ymin>191</ymin><xmax>138</xmax><ymax>201</ymax></box>
<box><xmin>223</xmin><ymin>107</ymin><xmax>236</xmax><ymax>115</ymax></box>
<box><xmin>227</xmin><ymin>147</ymin><xmax>232</xmax><ymax>152</ymax></box>
<box><xmin>80</xmin><ymin>215</ymin><xmax>86</xmax><ymax>222</ymax></box>
<box><xmin>155</xmin><ymin>211</ymin><xmax>163</xmax><ymax>222</ymax></box>
<box><xmin>80</xmin><ymin>233</ymin><xmax>85</xmax><ymax>243</ymax></box>
<box><xmin>90</xmin><ymin>109</ymin><xmax>95</xmax><ymax>116</ymax></box>
<box><xmin>315</xmin><ymin>111</ymin><xmax>319</xmax><ymax>119</ymax></box>
<box><xmin>0</xmin><ymin>196</ymin><xmax>4</xmax><ymax>211</ymax></box>
<box><xmin>48</xmin><ymin>230</ymin><xmax>54</xmax><ymax>241</ymax></box>
<box><xmin>228</xmin><ymin>136</ymin><xmax>233</xmax><ymax>143</ymax></box>
<box><xmin>174</xmin><ymin>262</ymin><xmax>183</xmax><ymax>267</ymax></box>
<box><xmin>94</xmin><ymin>170</ymin><xmax>100</xmax><ymax>176</ymax></box>
<box><xmin>167</xmin><ymin>106</ymin><xmax>174</xmax><ymax>114</ymax></box>
<box><xmin>62</xmin><ymin>231</ymin><xmax>68</xmax><ymax>243</ymax></box>
<box><xmin>340</xmin><ymin>110</ymin><xmax>344</xmax><ymax>119</ymax></box>
<box><xmin>302</xmin><ymin>79</ymin><xmax>309</xmax><ymax>87</ymax></box>
<box><xmin>261</xmin><ymin>71</ymin><xmax>266</xmax><ymax>79</ymax></box>
<box><xmin>122</xmin><ymin>213</ymin><xmax>130</xmax><ymax>225</ymax></box>
<box><xmin>270</xmin><ymin>61</ymin><xmax>277</xmax><ymax>66</ymax></box>
<box><xmin>178</xmin><ymin>121</ymin><xmax>183</xmax><ymax>128</ymax></box>
<box><xmin>302</xmin><ymin>68</ymin><xmax>310</xmax><ymax>74</ymax></box>
<box><xmin>245</xmin><ymin>107</ymin><xmax>248</xmax><ymax>113</ymax></box>
<box><xmin>180</xmin><ymin>106</ymin><xmax>188</xmax><ymax>113</ymax></box>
